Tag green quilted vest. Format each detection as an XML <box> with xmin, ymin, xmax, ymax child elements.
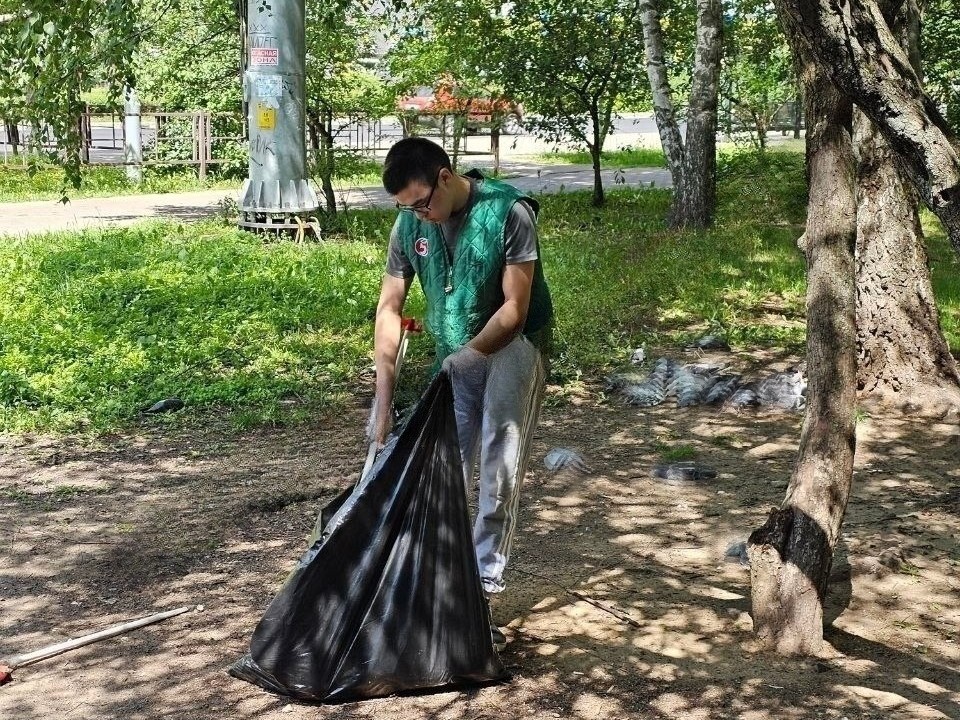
<box><xmin>396</xmin><ymin>170</ymin><xmax>553</xmax><ymax>363</ymax></box>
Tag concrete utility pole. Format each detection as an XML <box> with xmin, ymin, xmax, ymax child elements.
<box><xmin>239</xmin><ymin>0</ymin><xmax>319</xmax><ymax>236</ymax></box>
<box><xmin>123</xmin><ymin>87</ymin><xmax>143</xmax><ymax>184</ymax></box>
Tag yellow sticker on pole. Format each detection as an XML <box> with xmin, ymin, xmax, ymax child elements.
<box><xmin>257</xmin><ymin>104</ymin><xmax>276</xmax><ymax>130</ymax></box>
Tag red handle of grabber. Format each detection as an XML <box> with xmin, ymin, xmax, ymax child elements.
<box><xmin>401</xmin><ymin>317</ymin><xmax>422</xmax><ymax>333</ymax></box>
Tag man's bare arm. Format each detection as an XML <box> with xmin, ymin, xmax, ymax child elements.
<box><xmin>373</xmin><ymin>273</ymin><xmax>412</xmax><ymax>443</ymax></box>
<box><xmin>467</xmin><ymin>260</ymin><xmax>535</xmax><ymax>355</ymax></box>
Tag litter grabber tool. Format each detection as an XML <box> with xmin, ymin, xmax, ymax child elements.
<box><xmin>314</xmin><ymin>317</ymin><xmax>423</xmax><ymax>535</ymax></box>
<box><xmin>0</xmin><ymin>605</ymin><xmax>191</xmax><ymax>686</ymax></box>
<box><xmin>361</xmin><ymin>316</ymin><xmax>422</xmax><ymax>480</ymax></box>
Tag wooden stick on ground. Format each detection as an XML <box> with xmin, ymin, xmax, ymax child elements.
<box><xmin>0</xmin><ymin>605</ymin><xmax>192</xmax><ymax>685</ymax></box>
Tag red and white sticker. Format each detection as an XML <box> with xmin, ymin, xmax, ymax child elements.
<box><xmin>414</xmin><ymin>238</ymin><xmax>429</xmax><ymax>256</ymax></box>
<box><xmin>251</xmin><ymin>48</ymin><xmax>279</xmax><ymax>66</ymax></box>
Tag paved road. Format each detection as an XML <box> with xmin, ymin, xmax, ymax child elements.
<box><xmin>0</xmin><ymin>162</ymin><xmax>672</xmax><ymax>237</ymax></box>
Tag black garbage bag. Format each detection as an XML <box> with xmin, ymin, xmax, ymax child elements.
<box><xmin>230</xmin><ymin>372</ymin><xmax>507</xmax><ymax>703</ymax></box>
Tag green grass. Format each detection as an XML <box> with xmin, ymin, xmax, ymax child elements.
<box><xmin>0</xmin><ymin>216</ymin><xmax>400</xmax><ymax>432</ymax></box>
<box><xmin>923</xmin><ymin>210</ymin><xmax>960</xmax><ymax>344</ymax></box>
<box><xmin>537</xmin><ymin>146</ymin><xmax>667</xmax><ymax>168</ymax></box>
<box><xmin>3</xmin><ymin>147</ymin><xmax>960</xmax><ymax>434</ymax></box>
<box><xmin>0</xmin><ymin>154</ymin><xmax>385</xmax><ymax>203</ymax></box>
<box><xmin>542</xmin><ymin>150</ymin><xmax>810</xmax><ymax>370</ymax></box>
<box><xmin>656</xmin><ymin>443</ymin><xmax>698</xmax><ymax>461</ymax></box>
<box><xmin>0</xmin><ymin>164</ymin><xmax>239</xmax><ymax>202</ymax></box>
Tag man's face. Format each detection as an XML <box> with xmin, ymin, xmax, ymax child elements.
<box><xmin>393</xmin><ymin>168</ymin><xmax>450</xmax><ymax>223</ymax></box>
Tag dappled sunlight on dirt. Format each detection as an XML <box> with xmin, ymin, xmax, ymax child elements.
<box><xmin>1</xmin><ymin>364</ymin><xmax>959</xmax><ymax>719</ymax></box>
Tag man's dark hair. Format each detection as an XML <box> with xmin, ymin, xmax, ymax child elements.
<box><xmin>382</xmin><ymin>137</ymin><xmax>452</xmax><ymax>195</ymax></box>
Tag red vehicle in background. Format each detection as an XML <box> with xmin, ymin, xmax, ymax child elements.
<box><xmin>397</xmin><ymin>78</ymin><xmax>524</xmax><ymax>135</ymax></box>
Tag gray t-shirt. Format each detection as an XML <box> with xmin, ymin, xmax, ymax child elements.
<box><xmin>386</xmin><ymin>177</ymin><xmax>539</xmax><ymax>279</ymax></box>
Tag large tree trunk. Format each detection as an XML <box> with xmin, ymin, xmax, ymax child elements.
<box><xmin>639</xmin><ymin>0</ymin><xmax>722</xmax><ymax>229</ymax></box>
<box><xmin>855</xmin><ymin>0</ymin><xmax>960</xmax><ymax>409</ymax></box>
<box><xmin>855</xmin><ymin>119</ymin><xmax>960</xmax><ymax>407</ymax></box>
<box><xmin>640</xmin><ymin>0</ymin><xmax>685</xmax><ymax>187</ymax></box>
<box><xmin>775</xmin><ymin>0</ymin><xmax>960</xmax><ymax>252</ymax></box>
<box><xmin>748</xmin><ymin>46</ymin><xmax>857</xmax><ymax>656</ymax></box>
<box><xmin>674</xmin><ymin>0</ymin><xmax>723</xmax><ymax>228</ymax></box>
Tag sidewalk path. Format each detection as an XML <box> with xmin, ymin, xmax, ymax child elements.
<box><xmin>0</xmin><ymin>162</ymin><xmax>672</xmax><ymax>237</ymax></box>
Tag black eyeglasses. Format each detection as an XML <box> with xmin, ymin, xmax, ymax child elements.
<box><xmin>396</xmin><ymin>169</ymin><xmax>442</xmax><ymax>214</ymax></box>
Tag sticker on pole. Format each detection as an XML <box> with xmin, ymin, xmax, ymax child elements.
<box><xmin>254</xmin><ymin>75</ymin><xmax>282</xmax><ymax>99</ymax></box>
<box><xmin>257</xmin><ymin>103</ymin><xmax>277</xmax><ymax>130</ymax></box>
<box><xmin>251</xmin><ymin>48</ymin><xmax>279</xmax><ymax>66</ymax></box>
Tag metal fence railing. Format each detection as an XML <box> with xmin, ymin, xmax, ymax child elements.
<box><xmin>0</xmin><ymin>109</ymin><xmax>512</xmax><ymax>174</ymax></box>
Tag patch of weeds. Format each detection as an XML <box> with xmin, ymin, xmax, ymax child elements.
<box><xmin>708</xmin><ymin>434</ymin><xmax>745</xmax><ymax>449</ymax></box>
<box><xmin>0</xmin><ymin>487</ymin><xmax>31</xmax><ymax>502</ymax></box>
<box><xmin>52</xmin><ymin>484</ymin><xmax>94</xmax><ymax>501</ymax></box>
<box><xmin>654</xmin><ymin>442</ymin><xmax>697</xmax><ymax>461</ymax></box>
<box><xmin>0</xmin><ymin>148</ymin><xmax>823</xmax><ymax>434</ymax></box>
<box><xmin>0</xmin><ymin>162</ymin><xmax>239</xmax><ymax>203</ymax></box>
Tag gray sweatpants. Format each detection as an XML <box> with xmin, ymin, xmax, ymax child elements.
<box><xmin>448</xmin><ymin>334</ymin><xmax>547</xmax><ymax>594</ymax></box>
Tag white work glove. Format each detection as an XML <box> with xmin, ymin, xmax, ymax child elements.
<box><xmin>441</xmin><ymin>345</ymin><xmax>489</xmax><ymax>388</ymax></box>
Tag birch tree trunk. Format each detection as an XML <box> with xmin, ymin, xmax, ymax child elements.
<box><xmin>639</xmin><ymin>0</ymin><xmax>722</xmax><ymax>229</ymax></box>
<box><xmin>775</xmin><ymin>0</ymin><xmax>960</xmax><ymax>252</ymax></box>
<box><xmin>674</xmin><ymin>0</ymin><xmax>723</xmax><ymax>228</ymax></box>
<box><xmin>748</xmin><ymin>46</ymin><xmax>858</xmax><ymax>656</ymax></box>
<box><xmin>855</xmin><ymin>0</ymin><xmax>960</xmax><ymax>409</ymax></box>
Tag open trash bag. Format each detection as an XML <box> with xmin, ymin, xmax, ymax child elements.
<box><xmin>230</xmin><ymin>372</ymin><xmax>507</xmax><ymax>702</ymax></box>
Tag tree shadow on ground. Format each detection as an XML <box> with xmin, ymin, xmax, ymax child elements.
<box><xmin>1</xmin><ymin>375</ymin><xmax>959</xmax><ymax>720</ymax></box>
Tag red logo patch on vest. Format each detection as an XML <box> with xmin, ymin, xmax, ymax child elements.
<box><xmin>414</xmin><ymin>237</ymin><xmax>429</xmax><ymax>256</ymax></box>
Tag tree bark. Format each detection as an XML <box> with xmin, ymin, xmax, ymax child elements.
<box><xmin>319</xmin><ymin>109</ymin><xmax>337</xmax><ymax>216</ymax></box>
<box><xmin>639</xmin><ymin>0</ymin><xmax>686</xmax><ymax>188</ymax></box>
<box><xmin>793</xmin><ymin>92</ymin><xmax>802</xmax><ymax>139</ymax></box>
<box><xmin>673</xmin><ymin>0</ymin><xmax>723</xmax><ymax>228</ymax></box>
<box><xmin>748</xmin><ymin>44</ymin><xmax>857</xmax><ymax>656</ymax></box>
<box><xmin>307</xmin><ymin>108</ymin><xmax>337</xmax><ymax>216</ymax></box>
<box><xmin>854</xmin><ymin>0</ymin><xmax>960</xmax><ymax>409</ymax></box>
<box><xmin>589</xmin><ymin>103</ymin><xmax>605</xmax><ymax>207</ymax></box>
<box><xmin>640</xmin><ymin>0</ymin><xmax>722</xmax><ymax>228</ymax></box>
<box><xmin>775</xmin><ymin>0</ymin><xmax>960</xmax><ymax>253</ymax></box>
<box><xmin>5</xmin><ymin>121</ymin><xmax>19</xmax><ymax>156</ymax></box>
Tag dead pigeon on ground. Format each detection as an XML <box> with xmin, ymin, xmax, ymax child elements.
<box><xmin>650</xmin><ymin>461</ymin><xmax>718</xmax><ymax>484</ymax></box>
<box><xmin>756</xmin><ymin>370</ymin><xmax>806</xmax><ymax>410</ymax></box>
<box><xmin>725</xmin><ymin>540</ymin><xmax>750</xmax><ymax>566</ymax></box>
<box><xmin>690</xmin><ymin>335</ymin><xmax>731</xmax><ymax>351</ymax></box>
<box><xmin>144</xmin><ymin>397</ymin><xmax>185</xmax><ymax>414</ymax></box>
<box><xmin>618</xmin><ymin>357</ymin><xmax>678</xmax><ymax>407</ymax></box>
<box><xmin>543</xmin><ymin>447</ymin><xmax>590</xmax><ymax>473</ymax></box>
<box><xmin>665</xmin><ymin>363</ymin><xmax>722</xmax><ymax>407</ymax></box>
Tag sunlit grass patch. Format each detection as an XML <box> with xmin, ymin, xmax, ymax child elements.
<box><xmin>0</xmin><ymin>220</ymin><xmax>392</xmax><ymax>431</ymax></box>
<box><xmin>0</xmin><ymin>148</ymin><xmax>862</xmax><ymax>434</ymax></box>
<box><xmin>0</xmin><ymin>163</ymin><xmax>239</xmax><ymax>202</ymax></box>
<box><xmin>535</xmin><ymin>146</ymin><xmax>667</xmax><ymax>168</ymax></box>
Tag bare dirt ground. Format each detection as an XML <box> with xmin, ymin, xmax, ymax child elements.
<box><xmin>2</xmin><ymin>350</ymin><xmax>959</xmax><ymax>720</ymax></box>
